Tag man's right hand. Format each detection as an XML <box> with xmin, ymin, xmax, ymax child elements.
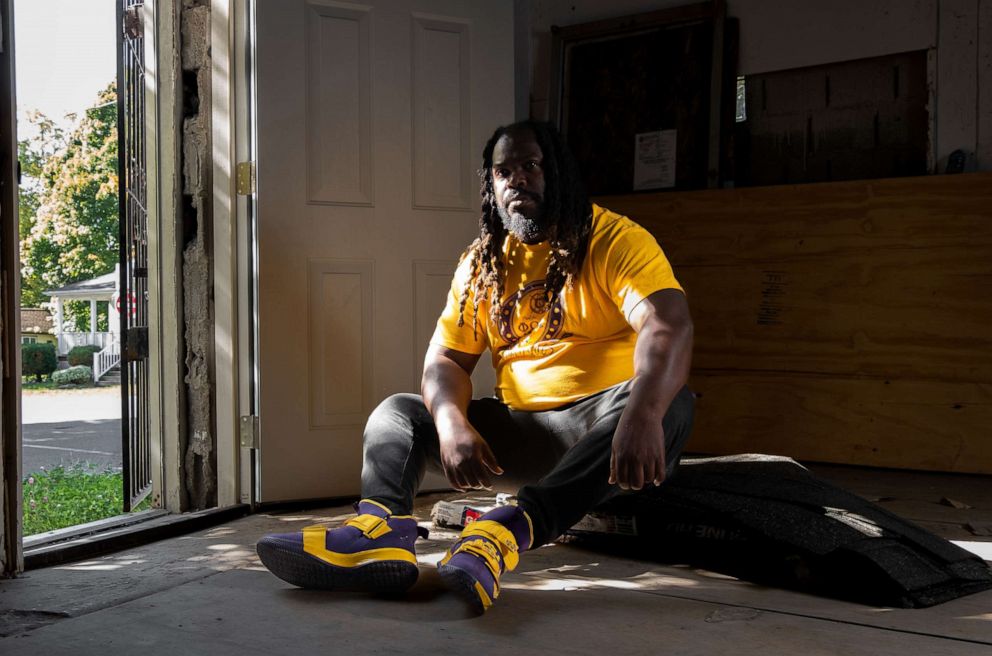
<box><xmin>422</xmin><ymin>344</ymin><xmax>500</xmax><ymax>491</ymax></box>
<box><xmin>439</xmin><ymin>424</ymin><xmax>504</xmax><ymax>491</ymax></box>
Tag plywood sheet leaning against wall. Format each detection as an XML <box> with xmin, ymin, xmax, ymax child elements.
<box><xmin>598</xmin><ymin>172</ymin><xmax>992</xmax><ymax>474</ymax></box>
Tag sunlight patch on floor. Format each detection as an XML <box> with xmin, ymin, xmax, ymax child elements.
<box><xmin>55</xmin><ymin>558</ymin><xmax>146</xmax><ymax>571</ymax></box>
<box><xmin>951</xmin><ymin>540</ymin><xmax>992</xmax><ymax>562</ymax></box>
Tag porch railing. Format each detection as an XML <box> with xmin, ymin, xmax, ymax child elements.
<box><xmin>57</xmin><ymin>332</ymin><xmax>116</xmax><ymax>355</ymax></box>
<box><xmin>93</xmin><ymin>341</ymin><xmax>122</xmax><ymax>381</ymax></box>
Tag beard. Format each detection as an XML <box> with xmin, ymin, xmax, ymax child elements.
<box><xmin>497</xmin><ymin>199</ymin><xmax>548</xmax><ymax>244</ymax></box>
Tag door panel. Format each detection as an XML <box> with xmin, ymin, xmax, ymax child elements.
<box><xmin>256</xmin><ymin>0</ymin><xmax>512</xmax><ymax>501</ymax></box>
<box><xmin>305</xmin><ymin>3</ymin><xmax>372</xmax><ymax>205</ymax></box>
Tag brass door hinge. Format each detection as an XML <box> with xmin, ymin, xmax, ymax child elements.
<box><xmin>236</xmin><ymin>161</ymin><xmax>256</xmax><ymax>196</ymax></box>
<box><xmin>240</xmin><ymin>415</ymin><xmax>260</xmax><ymax>449</ymax></box>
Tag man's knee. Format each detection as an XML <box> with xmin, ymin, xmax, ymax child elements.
<box><xmin>667</xmin><ymin>386</ymin><xmax>695</xmax><ymax>435</ymax></box>
<box><xmin>663</xmin><ymin>386</ymin><xmax>695</xmax><ymax>476</ymax></box>
<box><xmin>364</xmin><ymin>393</ymin><xmax>428</xmax><ymax>445</ymax></box>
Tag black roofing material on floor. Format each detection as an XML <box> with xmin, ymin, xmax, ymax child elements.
<box><xmin>574</xmin><ymin>454</ymin><xmax>992</xmax><ymax>608</ymax></box>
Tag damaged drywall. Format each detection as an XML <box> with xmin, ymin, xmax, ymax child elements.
<box><xmin>179</xmin><ymin>0</ymin><xmax>216</xmax><ymax>510</ymax></box>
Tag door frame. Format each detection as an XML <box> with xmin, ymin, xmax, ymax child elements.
<box><xmin>211</xmin><ymin>0</ymin><xmax>256</xmax><ymax>508</ymax></box>
<box><xmin>0</xmin><ymin>0</ymin><xmax>22</xmax><ymax>577</ymax></box>
<box><xmin>143</xmin><ymin>0</ymin><xmax>183</xmax><ymax>513</ymax></box>
<box><xmin>0</xmin><ymin>0</ymin><xmax>247</xmax><ymax>567</ymax></box>
<box><xmin>138</xmin><ymin>0</ymin><xmax>254</xmax><ymax>512</ymax></box>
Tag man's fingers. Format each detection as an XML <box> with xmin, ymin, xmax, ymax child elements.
<box><xmin>644</xmin><ymin>460</ymin><xmax>657</xmax><ymax>489</ymax></box>
<box><xmin>653</xmin><ymin>457</ymin><xmax>666</xmax><ymax>486</ymax></box>
<box><xmin>442</xmin><ymin>464</ymin><xmax>457</xmax><ymax>490</ymax></box>
<box><xmin>629</xmin><ymin>463</ymin><xmax>644</xmax><ymax>491</ymax></box>
<box><xmin>480</xmin><ymin>442</ymin><xmax>504</xmax><ymax>476</ymax></box>
<box><xmin>447</xmin><ymin>464</ymin><xmax>469</xmax><ymax>492</ymax></box>
<box><xmin>616</xmin><ymin>457</ymin><xmax>630</xmax><ymax>490</ymax></box>
<box><xmin>457</xmin><ymin>459</ymin><xmax>489</xmax><ymax>490</ymax></box>
<box><xmin>608</xmin><ymin>449</ymin><xmax>617</xmax><ymax>485</ymax></box>
<box><xmin>473</xmin><ymin>463</ymin><xmax>492</xmax><ymax>490</ymax></box>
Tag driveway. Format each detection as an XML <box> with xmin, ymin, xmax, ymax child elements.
<box><xmin>21</xmin><ymin>387</ymin><xmax>122</xmax><ymax>475</ymax></box>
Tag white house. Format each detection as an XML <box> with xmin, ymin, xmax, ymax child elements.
<box><xmin>42</xmin><ymin>265</ymin><xmax>123</xmax><ymax>381</ymax></box>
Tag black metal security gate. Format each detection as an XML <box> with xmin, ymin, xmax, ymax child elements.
<box><xmin>117</xmin><ymin>0</ymin><xmax>151</xmax><ymax>511</ymax></box>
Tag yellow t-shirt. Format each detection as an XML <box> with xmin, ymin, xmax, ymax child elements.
<box><xmin>430</xmin><ymin>204</ymin><xmax>683</xmax><ymax>411</ymax></box>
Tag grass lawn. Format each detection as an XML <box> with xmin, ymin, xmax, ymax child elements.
<box><xmin>23</xmin><ymin>464</ymin><xmax>148</xmax><ymax>535</ymax></box>
<box><xmin>22</xmin><ymin>379</ymin><xmax>60</xmax><ymax>392</ymax></box>
<box><xmin>22</xmin><ymin>379</ymin><xmax>118</xmax><ymax>395</ymax></box>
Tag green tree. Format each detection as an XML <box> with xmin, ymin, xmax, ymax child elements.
<box><xmin>18</xmin><ymin>112</ymin><xmax>65</xmax><ymax>306</ymax></box>
<box><xmin>19</xmin><ymin>83</ymin><xmax>118</xmax><ymax>326</ymax></box>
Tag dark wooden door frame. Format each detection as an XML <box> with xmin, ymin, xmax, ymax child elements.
<box><xmin>0</xmin><ymin>0</ymin><xmax>23</xmax><ymax>577</ymax></box>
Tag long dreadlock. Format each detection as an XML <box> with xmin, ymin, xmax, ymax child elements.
<box><xmin>456</xmin><ymin>121</ymin><xmax>593</xmax><ymax>338</ymax></box>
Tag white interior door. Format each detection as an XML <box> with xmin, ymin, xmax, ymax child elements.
<box><xmin>255</xmin><ymin>0</ymin><xmax>511</xmax><ymax>502</ymax></box>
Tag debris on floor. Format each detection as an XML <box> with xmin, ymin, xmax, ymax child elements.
<box><xmin>940</xmin><ymin>497</ymin><xmax>974</xmax><ymax>510</ymax></box>
<box><xmin>966</xmin><ymin>522</ymin><xmax>992</xmax><ymax>537</ymax></box>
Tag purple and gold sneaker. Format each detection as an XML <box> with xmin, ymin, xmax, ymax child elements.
<box><xmin>256</xmin><ymin>499</ymin><xmax>428</xmax><ymax>593</ymax></box>
<box><xmin>437</xmin><ymin>505</ymin><xmax>534</xmax><ymax>613</ymax></box>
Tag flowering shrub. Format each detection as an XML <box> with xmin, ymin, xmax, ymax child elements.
<box><xmin>52</xmin><ymin>365</ymin><xmax>93</xmax><ymax>386</ymax></box>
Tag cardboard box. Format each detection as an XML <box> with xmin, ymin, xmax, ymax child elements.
<box><xmin>431</xmin><ymin>495</ymin><xmax>638</xmax><ymax>537</ymax></box>
<box><xmin>430</xmin><ymin>494</ymin><xmax>510</xmax><ymax>528</ymax></box>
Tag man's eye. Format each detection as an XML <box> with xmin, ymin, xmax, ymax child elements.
<box><xmin>525</xmin><ymin>161</ymin><xmax>540</xmax><ymax>170</ymax></box>
<box><xmin>494</xmin><ymin>168</ymin><xmax>508</xmax><ymax>178</ymax></box>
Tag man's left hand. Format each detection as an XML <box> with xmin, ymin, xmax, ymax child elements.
<box><xmin>609</xmin><ymin>289</ymin><xmax>692</xmax><ymax>490</ymax></box>
<box><xmin>609</xmin><ymin>414</ymin><xmax>666</xmax><ymax>491</ymax></box>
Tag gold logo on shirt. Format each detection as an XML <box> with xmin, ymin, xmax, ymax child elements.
<box><xmin>496</xmin><ymin>280</ymin><xmax>564</xmax><ymax>346</ymax></box>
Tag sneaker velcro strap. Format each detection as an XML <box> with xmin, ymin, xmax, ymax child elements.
<box><xmin>460</xmin><ymin>540</ymin><xmax>503</xmax><ymax>575</ymax></box>
<box><xmin>345</xmin><ymin>514</ymin><xmax>392</xmax><ymax>540</ymax></box>
<box><xmin>457</xmin><ymin>539</ymin><xmax>503</xmax><ymax>597</ymax></box>
<box><xmin>461</xmin><ymin>520</ymin><xmax>520</xmax><ymax>571</ymax></box>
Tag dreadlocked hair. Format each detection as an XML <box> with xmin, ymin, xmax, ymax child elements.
<box><xmin>456</xmin><ymin>121</ymin><xmax>593</xmax><ymax>339</ymax></box>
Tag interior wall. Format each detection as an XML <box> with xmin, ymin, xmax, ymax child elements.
<box><xmin>526</xmin><ymin>0</ymin><xmax>992</xmax><ymax>171</ymax></box>
<box><xmin>598</xmin><ymin>172</ymin><xmax>992</xmax><ymax>474</ymax></box>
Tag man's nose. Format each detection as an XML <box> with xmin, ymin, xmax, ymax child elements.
<box><xmin>507</xmin><ymin>168</ymin><xmax>529</xmax><ymax>188</ymax></box>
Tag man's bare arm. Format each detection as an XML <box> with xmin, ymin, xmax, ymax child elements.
<box><xmin>422</xmin><ymin>344</ymin><xmax>479</xmax><ymax>431</ymax></box>
<box><xmin>609</xmin><ymin>288</ymin><xmax>694</xmax><ymax>490</ymax></box>
<box><xmin>422</xmin><ymin>344</ymin><xmax>503</xmax><ymax>490</ymax></box>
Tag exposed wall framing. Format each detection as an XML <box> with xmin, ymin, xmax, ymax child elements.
<box><xmin>179</xmin><ymin>0</ymin><xmax>216</xmax><ymax>510</ymax></box>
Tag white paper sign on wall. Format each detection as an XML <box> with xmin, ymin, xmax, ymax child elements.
<box><xmin>633</xmin><ymin>129</ymin><xmax>677</xmax><ymax>190</ymax></box>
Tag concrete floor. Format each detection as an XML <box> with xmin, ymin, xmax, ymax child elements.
<box><xmin>1</xmin><ymin>465</ymin><xmax>991</xmax><ymax>655</ymax></box>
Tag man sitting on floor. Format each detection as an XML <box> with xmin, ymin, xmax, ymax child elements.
<box><xmin>257</xmin><ymin>120</ymin><xmax>695</xmax><ymax>613</ymax></box>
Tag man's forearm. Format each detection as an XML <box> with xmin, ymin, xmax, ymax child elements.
<box><xmin>422</xmin><ymin>356</ymin><xmax>475</xmax><ymax>432</ymax></box>
<box><xmin>627</xmin><ymin>315</ymin><xmax>693</xmax><ymax>419</ymax></box>
<box><xmin>610</xmin><ymin>312</ymin><xmax>692</xmax><ymax>488</ymax></box>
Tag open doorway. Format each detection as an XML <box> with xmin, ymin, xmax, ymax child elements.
<box><xmin>14</xmin><ymin>0</ymin><xmax>148</xmax><ymax>538</ymax></box>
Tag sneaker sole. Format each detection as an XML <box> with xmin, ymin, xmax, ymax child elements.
<box><xmin>257</xmin><ymin>538</ymin><xmax>419</xmax><ymax>593</ymax></box>
<box><xmin>437</xmin><ymin>562</ymin><xmax>489</xmax><ymax>614</ymax></box>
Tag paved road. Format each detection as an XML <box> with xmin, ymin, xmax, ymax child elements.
<box><xmin>21</xmin><ymin>388</ymin><xmax>122</xmax><ymax>476</ymax></box>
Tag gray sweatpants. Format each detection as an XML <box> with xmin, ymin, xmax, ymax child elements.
<box><xmin>361</xmin><ymin>380</ymin><xmax>695</xmax><ymax>547</ymax></box>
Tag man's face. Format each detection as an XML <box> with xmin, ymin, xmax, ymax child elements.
<box><xmin>491</xmin><ymin>129</ymin><xmax>548</xmax><ymax>244</ymax></box>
